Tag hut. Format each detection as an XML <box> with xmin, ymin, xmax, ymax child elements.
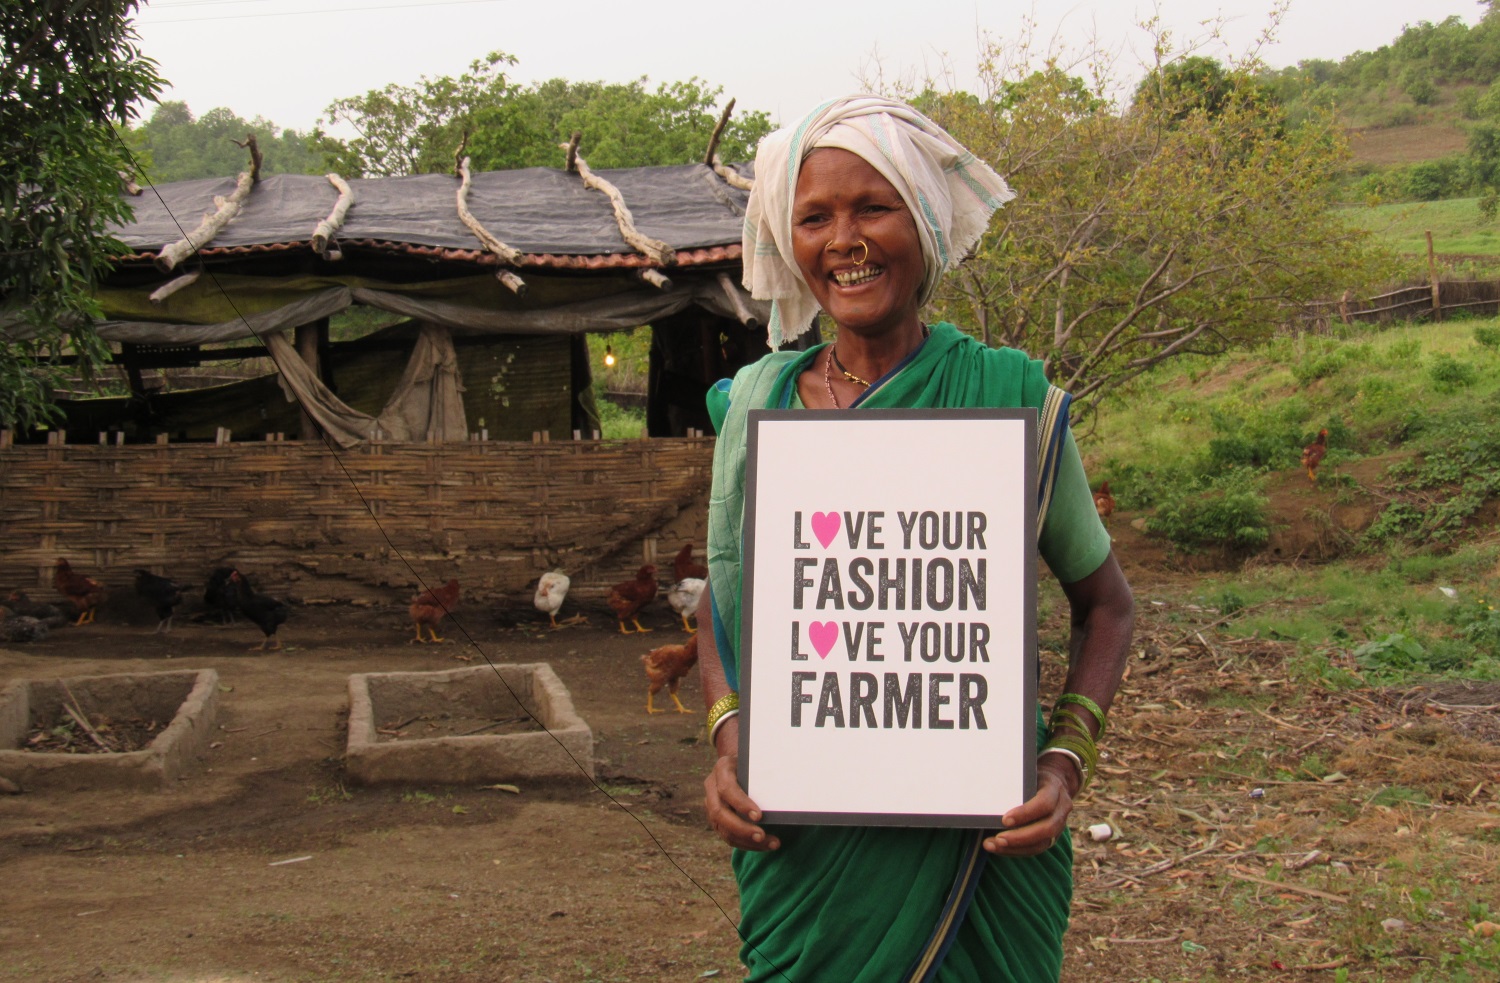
<box><xmin>0</xmin><ymin>136</ymin><xmax>812</xmax><ymax>602</ymax></box>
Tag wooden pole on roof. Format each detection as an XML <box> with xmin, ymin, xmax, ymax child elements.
<box><xmin>705</xmin><ymin>98</ymin><xmax>754</xmax><ymax>191</ymax></box>
<box><xmin>154</xmin><ymin>135</ymin><xmax>261</xmax><ymax>273</ymax></box>
<box><xmin>716</xmin><ymin>272</ymin><xmax>759</xmax><ymax>328</ymax></box>
<box><xmin>310</xmin><ymin>173</ymin><xmax>353</xmax><ymax>258</ymax></box>
<box><xmin>454</xmin><ymin>155</ymin><xmax>527</xmax><ymax>296</ymax></box>
<box><xmin>562</xmin><ymin>135</ymin><xmax>678</xmax><ymax>267</ymax></box>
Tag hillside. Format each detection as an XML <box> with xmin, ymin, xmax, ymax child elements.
<box><xmin>1081</xmin><ymin>316</ymin><xmax>1500</xmax><ymax>682</ymax></box>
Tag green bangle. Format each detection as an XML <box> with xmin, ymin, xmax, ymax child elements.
<box><xmin>1056</xmin><ymin>693</ymin><xmax>1107</xmax><ymax>737</ymax></box>
<box><xmin>1048</xmin><ymin>708</ymin><xmax>1095</xmax><ymax>741</ymax></box>
<box><xmin>1041</xmin><ymin>733</ymin><xmax>1098</xmax><ymax>793</ymax></box>
<box><xmin>706</xmin><ymin>691</ymin><xmax>740</xmax><ymax>735</ymax></box>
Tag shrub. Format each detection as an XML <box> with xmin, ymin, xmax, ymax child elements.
<box><xmin>1475</xmin><ymin>325</ymin><xmax>1500</xmax><ymax>349</ymax></box>
<box><xmin>1353</xmin><ymin>632</ymin><xmax>1427</xmax><ymax>671</ymax></box>
<box><xmin>1149</xmin><ymin>468</ymin><xmax>1271</xmax><ymax>551</ymax></box>
<box><xmin>1428</xmin><ymin>353</ymin><xmax>1478</xmax><ymax>391</ymax></box>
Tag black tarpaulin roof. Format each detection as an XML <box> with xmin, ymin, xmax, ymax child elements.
<box><xmin>115</xmin><ymin>162</ymin><xmax>756</xmax><ymax>262</ymax></box>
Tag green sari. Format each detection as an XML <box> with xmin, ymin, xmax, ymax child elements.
<box><xmin>706</xmin><ymin>323</ymin><xmax>1077</xmax><ymax>982</ymax></box>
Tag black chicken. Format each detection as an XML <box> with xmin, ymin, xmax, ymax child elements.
<box><xmin>4</xmin><ymin>590</ymin><xmax>70</xmax><ymax>629</ymax></box>
<box><xmin>203</xmin><ymin>567</ymin><xmax>240</xmax><ymax>624</ymax></box>
<box><xmin>134</xmin><ymin>569</ymin><xmax>184</xmax><ymax>633</ymax></box>
<box><xmin>230</xmin><ymin>570</ymin><xmax>289</xmax><ymax>651</ymax></box>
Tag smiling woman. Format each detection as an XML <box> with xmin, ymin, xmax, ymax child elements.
<box><xmin>697</xmin><ymin>95</ymin><xmax>1136</xmax><ymax>983</ymax></box>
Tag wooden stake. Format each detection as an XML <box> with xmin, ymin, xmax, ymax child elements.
<box><xmin>310</xmin><ymin>173</ymin><xmax>353</xmax><ymax>255</ymax></box>
<box><xmin>562</xmin><ymin>141</ymin><xmax>678</xmax><ymax>266</ymax></box>
<box><xmin>231</xmin><ymin>134</ymin><xmax>263</xmax><ymax>182</ymax></box>
<box><xmin>1426</xmin><ymin>230</ymin><xmax>1441</xmax><ymax>321</ymax></box>
<box><xmin>716</xmin><ymin>272</ymin><xmax>760</xmax><ymax>328</ymax></box>
<box><xmin>704</xmin><ymin>98</ymin><xmax>736</xmax><ymax>165</ymax></box>
<box><xmin>637</xmin><ymin>268</ymin><xmax>673</xmax><ymax>291</ymax></box>
<box><xmin>149</xmin><ymin>271</ymin><xmax>200</xmax><ymax>305</ymax></box>
<box><xmin>454</xmin><ymin>155</ymin><xmax>527</xmax><ymax>296</ymax></box>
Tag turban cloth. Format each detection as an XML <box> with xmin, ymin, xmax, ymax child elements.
<box><xmin>742</xmin><ymin>94</ymin><xmax>1016</xmax><ymax>348</ymax></box>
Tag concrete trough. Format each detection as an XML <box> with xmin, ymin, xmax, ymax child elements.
<box><xmin>0</xmin><ymin>669</ymin><xmax>220</xmax><ymax>791</ymax></box>
<box><xmin>346</xmin><ymin>663</ymin><xmax>592</xmax><ymax>786</ymax></box>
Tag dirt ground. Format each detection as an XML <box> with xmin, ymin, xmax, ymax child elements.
<box><xmin>2</xmin><ymin>546</ymin><xmax>1498</xmax><ymax>982</ymax></box>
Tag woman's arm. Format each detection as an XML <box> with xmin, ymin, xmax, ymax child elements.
<box><xmin>983</xmin><ymin>551</ymin><xmax>1134</xmax><ymax>856</ymax></box>
<box><xmin>697</xmin><ymin>583</ymin><xmax>781</xmax><ymax>852</ymax></box>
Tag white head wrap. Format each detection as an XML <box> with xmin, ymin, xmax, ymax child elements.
<box><xmin>742</xmin><ymin>94</ymin><xmax>1016</xmax><ymax>348</ymax></box>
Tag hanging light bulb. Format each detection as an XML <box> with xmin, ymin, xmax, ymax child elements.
<box><xmin>603</xmin><ymin>344</ymin><xmax>616</xmax><ymax>368</ymax></box>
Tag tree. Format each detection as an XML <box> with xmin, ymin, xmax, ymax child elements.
<box><xmin>318</xmin><ymin>54</ymin><xmax>772</xmax><ymax>177</ymax></box>
<box><xmin>318</xmin><ymin>52</ymin><xmax>521</xmax><ymax>177</ymax></box>
<box><xmin>123</xmin><ymin>101</ymin><xmax>325</xmax><ymax>183</ymax></box>
<box><xmin>1</xmin><ymin>0</ymin><xmax>163</xmax><ymax>429</ymax></box>
<box><xmin>912</xmin><ymin>40</ymin><xmax>1392</xmax><ymax>419</ymax></box>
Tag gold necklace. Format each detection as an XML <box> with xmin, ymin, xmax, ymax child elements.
<box><xmin>822</xmin><ymin>347</ymin><xmax>845</xmax><ymax>409</ymax></box>
<box><xmin>830</xmin><ymin>344</ymin><xmax>872</xmax><ymax>387</ymax></box>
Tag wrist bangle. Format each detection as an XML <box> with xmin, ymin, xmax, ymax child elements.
<box><xmin>709</xmin><ymin>708</ymin><xmax>739</xmax><ymax>746</ymax></box>
<box><xmin>706</xmin><ymin>691</ymin><xmax>739</xmax><ymax>735</ymax></box>
<box><xmin>1056</xmin><ymin>693</ymin><xmax>1107</xmax><ymax>737</ymax></box>
<box><xmin>1039</xmin><ymin>747</ymin><xmax>1085</xmax><ymax>791</ymax></box>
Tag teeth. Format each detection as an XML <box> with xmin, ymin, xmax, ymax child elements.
<box><xmin>834</xmin><ymin>266</ymin><xmax>881</xmax><ymax>286</ymax></box>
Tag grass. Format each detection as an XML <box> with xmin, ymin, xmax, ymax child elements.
<box><xmin>1089</xmin><ymin>316</ymin><xmax>1500</xmax><ymax>685</ymax></box>
<box><xmin>1340</xmin><ymin>196</ymin><xmax>1500</xmax><ymax>258</ymax></box>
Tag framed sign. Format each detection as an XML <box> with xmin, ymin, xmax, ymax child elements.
<box><xmin>739</xmin><ymin>409</ymin><xmax>1037</xmax><ymax>827</ymax></box>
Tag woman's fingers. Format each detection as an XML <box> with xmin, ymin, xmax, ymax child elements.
<box><xmin>704</xmin><ymin>755</ymin><xmax>780</xmax><ymax>852</ymax></box>
<box><xmin>983</xmin><ymin>769</ymin><xmax>1073</xmax><ymax>857</ymax></box>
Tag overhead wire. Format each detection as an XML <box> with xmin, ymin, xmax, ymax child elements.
<box><xmin>140</xmin><ymin>0</ymin><xmax>509</xmax><ymax>25</ymax></box>
<box><xmin>100</xmin><ymin>126</ymin><xmax>796</xmax><ymax>982</ymax></box>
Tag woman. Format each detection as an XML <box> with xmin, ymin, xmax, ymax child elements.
<box><xmin>698</xmin><ymin>96</ymin><xmax>1134</xmax><ymax>982</ymax></box>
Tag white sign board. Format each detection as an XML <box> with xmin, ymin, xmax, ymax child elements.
<box><xmin>739</xmin><ymin>409</ymin><xmax>1038</xmax><ymax>827</ymax></box>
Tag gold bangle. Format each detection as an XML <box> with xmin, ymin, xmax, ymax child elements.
<box><xmin>706</xmin><ymin>691</ymin><xmax>740</xmax><ymax>735</ymax></box>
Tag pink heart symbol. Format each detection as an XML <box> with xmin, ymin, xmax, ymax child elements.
<box><xmin>808</xmin><ymin>621</ymin><xmax>839</xmax><ymax>659</ymax></box>
<box><xmin>811</xmin><ymin>511</ymin><xmax>841</xmax><ymax>549</ymax></box>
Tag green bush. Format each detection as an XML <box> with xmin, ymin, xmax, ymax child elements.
<box><xmin>1475</xmin><ymin>325</ymin><xmax>1500</xmax><ymax>349</ymax></box>
<box><xmin>1149</xmin><ymin>468</ymin><xmax>1271</xmax><ymax>551</ymax></box>
<box><xmin>1353</xmin><ymin>632</ymin><xmax>1427</xmax><ymax>671</ymax></box>
<box><xmin>1428</xmin><ymin>353</ymin><xmax>1478</xmax><ymax>391</ymax></box>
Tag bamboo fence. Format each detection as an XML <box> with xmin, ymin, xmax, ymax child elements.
<box><xmin>0</xmin><ymin>431</ymin><xmax>713</xmax><ymax>604</ymax></box>
<box><xmin>1291</xmin><ymin>277</ymin><xmax>1500</xmax><ymax>332</ymax></box>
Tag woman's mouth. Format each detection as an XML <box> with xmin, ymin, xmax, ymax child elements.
<box><xmin>833</xmin><ymin>265</ymin><xmax>883</xmax><ymax>286</ymax></box>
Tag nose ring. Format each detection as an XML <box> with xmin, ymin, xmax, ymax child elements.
<box><xmin>852</xmin><ymin>241</ymin><xmax>868</xmax><ymax>267</ymax></box>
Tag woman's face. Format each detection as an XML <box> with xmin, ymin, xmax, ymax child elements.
<box><xmin>791</xmin><ymin>148</ymin><xmax>924</xmax><ymax>340</ymax></box>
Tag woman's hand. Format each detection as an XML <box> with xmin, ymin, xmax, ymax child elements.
<box><xmin>703</xmin><ymin>717</ymin><xmax>780</xmax><ymax>852</ymax></box>
<box><xmin>982</xmin><ymin>756</ymin><xmax>1078</xmax><ymax>857</ymax></box>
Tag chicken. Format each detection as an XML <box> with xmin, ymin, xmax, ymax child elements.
<box><xmin>673</xmin><ymin>543</ymin><xmax>708</xmax><ymax>583</ymax></box>
<box><xmin>534</xmin><ymin>571</ymin><xmax>571</xmax><ymax>629</ymax></box>
<box><xmin>53</xmin><ymin>558</ymin><xmax>106</xmax><ymax>625</ymax></box>
<box><xmin>203</xmin><ymin>567</ymin><xmax>240</xmax><ymax>624</ymax></box>
<box><xmin>666</xmin><ymin>577</ymin><xmax>705</xmax><ymax>633</ymax></box>
<box><xmin>134</xmin><ymin>569</ymin><xmax>184</xmax><ymax>633</ymax></box>
<box><xmin>1301</xmin><ymin>429</ymin><xmax>1329</xmax><ymax>483</ymax></box>
<box><xmin>1093</xmin><ymin>481</ymin><xmax>1115</xmax><ymax>527</ymax></box>
<box><xmin>5</xmin><ymin>590</ymin><xmax>70</xmax><ymax>629</ymax></box>
<box><xmin>608</xmin><ymin>564</ymin><xmax>659</xmax><ymax>634</ymax></box>
<box><xmin>642</xmin><ymin>634</ymin><xmax>699</xmax><ymax>714</ymax></box>
<box><xmin>409</xmin><ymin>578</ymin><xmax>460</xmax><ymax>643</ymax></box>
<box><xmin>230</xmin><ymin>570</ymin><xmax>289</xmax><ymax>651</ymax></box>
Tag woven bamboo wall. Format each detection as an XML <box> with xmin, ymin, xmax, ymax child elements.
<box><xmin>0</xmin><ymin>432</ymin><xmax>713</xmax><ymax>605</ymax></box>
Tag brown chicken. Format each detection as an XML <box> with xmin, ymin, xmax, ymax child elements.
<box><xmin>673</xmin><ymin>543</ymin><xmax>708</xmax><ymax>583</ymax></box>
<box><xmin>53</xmin><ymin>558</ymin><xmax>106</xmax><ymax>625</ymax></box>
<box><xmin>1301</xmin><ymin>429</ymin><xmax>1329</xmax><ymax>483</ymax></box>
<box><xmin>1093</xmin><ymin>481</ymin><xmax>1115</xmax><ymax>527</ymax></box>
<box><xmin>643</xmin><ymin>634</ymin><xmax>698</xmax><ymax>714</ymax></box>
<box><xmin>409</xmin><ymin>578</ymin><xmax>460</xmax><ymax>643</ymax></box>
<box><xmin>608</xmin><ymin>564</ymin><xmax>658</xmax><ymax>634</ymax></box>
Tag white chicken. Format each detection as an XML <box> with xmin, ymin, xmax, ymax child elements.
<box><xmin>666</xmin><ymin>577</ymin><xmax>705</xmax><ymax>633</ymax></box>
<box><xmin>534</xmin><ymin>571</ymin><xmax>571</xmax><ymax>629</ymax></box>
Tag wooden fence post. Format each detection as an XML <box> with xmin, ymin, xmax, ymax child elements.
<box><xmin>1426</xmin><ymin>230</ymin><xmax>1441</xmax><ymax>322</ymax></box>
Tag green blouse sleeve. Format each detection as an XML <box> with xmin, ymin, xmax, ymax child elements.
<box><xmin>1038</xmin><ymin>428</ymin><xmax>1112</xmax><ymax>584</ymax></box>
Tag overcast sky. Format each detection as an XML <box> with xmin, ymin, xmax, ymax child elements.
<box><xmin>132</xmin><ymin>0</ymin><xmax>1481</xmax><ymax>133</ymax></box>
